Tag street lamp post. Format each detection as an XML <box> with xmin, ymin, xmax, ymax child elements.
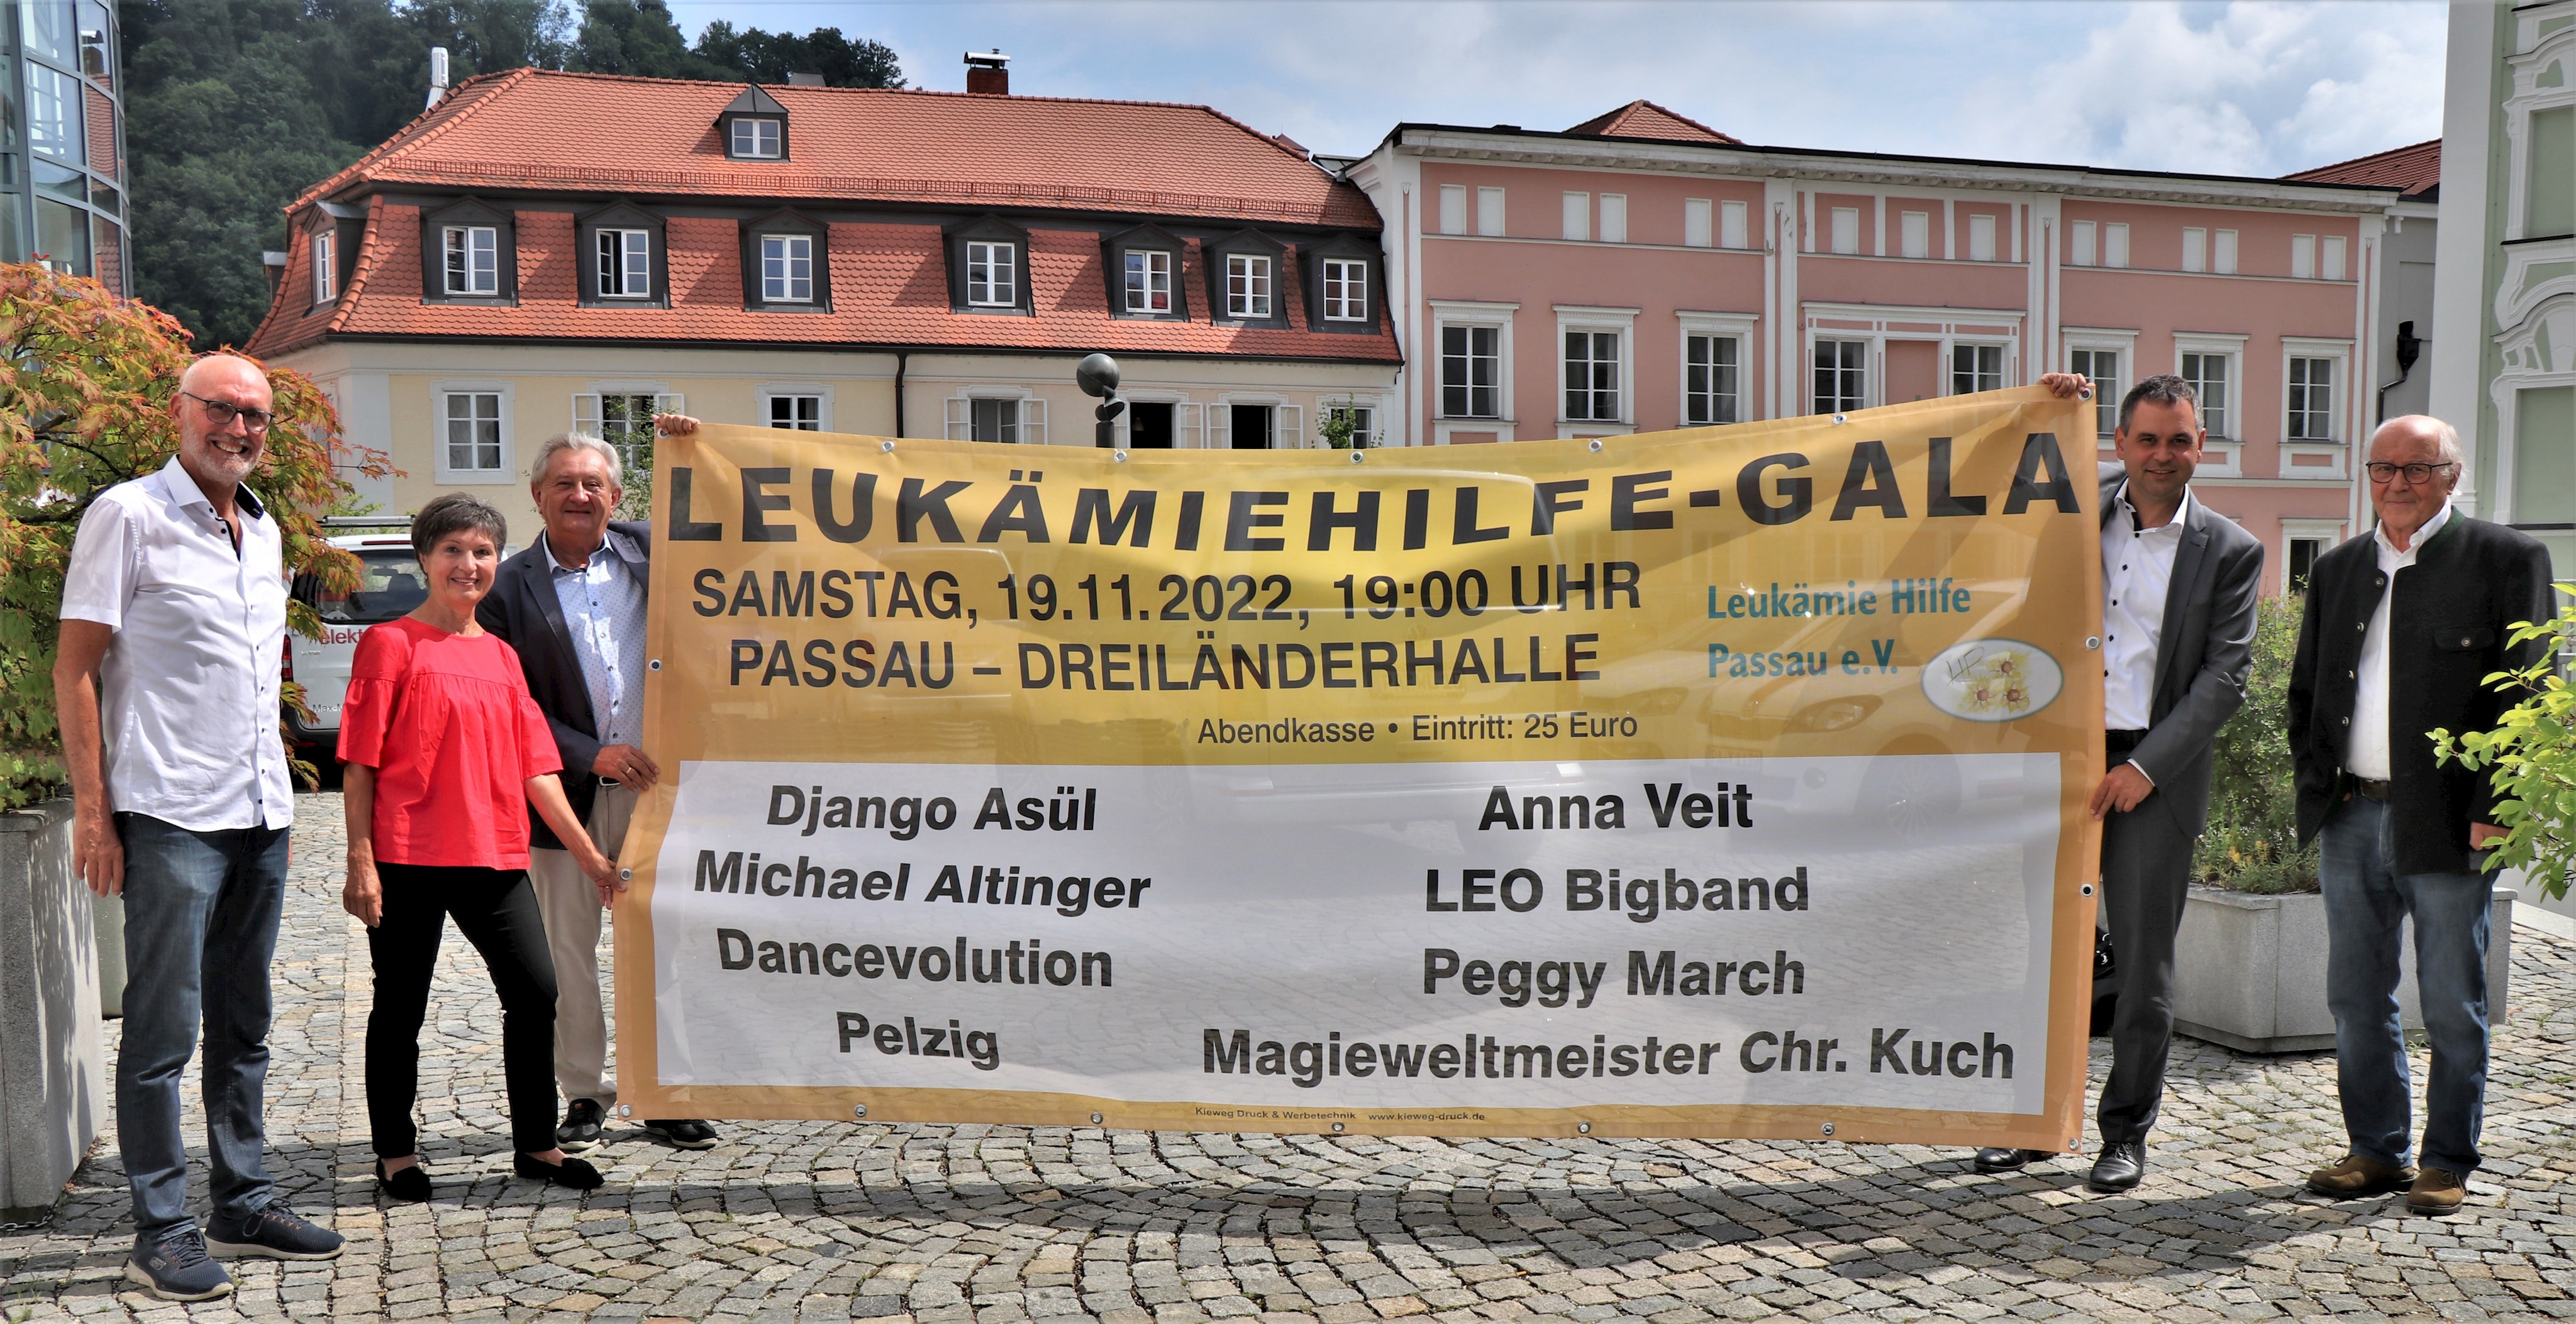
<box><xmin>1075</xmin><ymin>353</ymin><xmax>1126</xmax><ymax>448</ymax></box>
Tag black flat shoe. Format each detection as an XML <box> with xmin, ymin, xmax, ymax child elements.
<box><xmin>374</xmin><ymin>1159</ymin><xmax>431</xmax><ymax>1203</ymax></box>
<box><xmin>1974</xmin><ymin>1147</ymin><xmax>2055</xmax><ymax>1174</ymax></box>
<box><xmin>2088</xmin><ymin>1140</ymin><xmax>2146</xmax><ymax>1193</ymax></box>
<box><xmin>513</xmin><ymin>1152</ymin><xmax>604</xmax><ymax>1190</ymax></box>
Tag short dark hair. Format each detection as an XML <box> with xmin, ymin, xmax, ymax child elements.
<box><xmin>2118</xmin><ymin>374</ymin><xmax>2201</xmax><ymax>434</ymax></box>
<box><xmin>411</xmin><ymin>492</ymin><xmax>508</xmax><ymax>559</ymax></box>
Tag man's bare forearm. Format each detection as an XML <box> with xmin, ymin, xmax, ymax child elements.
<box><xmin>51</xmin><ymin>621</ymin><xmax>113</xmax><ymax>814</ymax></box>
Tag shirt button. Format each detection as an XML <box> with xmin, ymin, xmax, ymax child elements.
<box><xmin>2342</xmin><ymin>717</ymin><xmax>2350</xmax><ymax>725</ymax></box>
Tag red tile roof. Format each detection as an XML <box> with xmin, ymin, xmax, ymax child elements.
<box><xmin>292</xmin><ymin>69</ymin><xmax>1377</xmax><ymax>229</ymax></box>
<box><xmin>2287</xmin><ymin>139</ymin><xmax>2440</xmax><ymax>199</ymax></box>
<box><xmin>246</xmin><ymin>204</ymin><xmax>1402</xmax><ymax>363</ymax></box>
<box><xmin>1564</xmin><ymin>101</ymin><xmax>1741</xmax><ymax>145</ymax></box>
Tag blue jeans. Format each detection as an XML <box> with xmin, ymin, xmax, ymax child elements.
<box><xmin>114</xmin><ymin>813</ymin><xmax>288</xmax><ymax>1242</ymax></box>
<box><xmin>2319</xmin><ymin>795</ymin><xmax>2491</xmax><ymax>1176</ymax></box>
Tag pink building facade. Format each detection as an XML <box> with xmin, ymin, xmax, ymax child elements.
<box><xmin>1347</xmin><ymin>104</ymin><xmax>2407</xmax><ymax>594</ymax></box>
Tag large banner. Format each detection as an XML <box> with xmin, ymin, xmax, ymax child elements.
<box><xmin>614</xmin><ymin>389</ymin><xmax>2104</xmax><ymax>1150</ymax></box>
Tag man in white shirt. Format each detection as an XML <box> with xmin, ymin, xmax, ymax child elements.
<box><xmin>54</xmin><ymin>354</ymin><xmax>344</xmax><ymax>1301</ymax></box>
<box><xmin>1975</xmin><ymin>373</ymin><xmax>2263</xmax><ymax>1191</ymax></box>
<box><xmin>2288</xmin><ymin>416</ymin><xmax>2557</xmax><ymax>1215</ymax></box>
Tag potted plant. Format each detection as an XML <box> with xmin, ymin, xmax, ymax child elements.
<box><xmin>0</xmin><ymin>262</ymin><xmax>374</xmax><ymax>1216</ymax></box>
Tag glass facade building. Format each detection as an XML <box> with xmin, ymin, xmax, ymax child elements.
<box><xmin>1</xmin><ymin>1</ymin><xmax>125</xmax><ymax>292</ymax></box>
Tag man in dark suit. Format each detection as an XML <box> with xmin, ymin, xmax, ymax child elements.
<box><xmin>479</xmin><ymin>428</ymin><xmax>720</xmax><ymax>1154</ymax></box>
<box><xmin>2288</xmin><ymin>415</ymin><xmax>2556</xmax><ymax>1216</ymax></box>
<box><xmin>1976</xmin><ymin>373</ymin><xmax>2264</xmax><ymax>1191</ymax></box>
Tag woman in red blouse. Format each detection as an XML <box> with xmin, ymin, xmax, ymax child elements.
<box><xmin>338</xmin><ymin>493</ymin><xmax>623</xmax><ymax>1201</ymax></box>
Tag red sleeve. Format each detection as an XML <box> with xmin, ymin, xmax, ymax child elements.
<box><xmin>495</xmin><ymin>638</ymin><xmax>564</xmax><ymax>781</ymax></box>
<box><xmin>335</xmin><ymin>622</ymin><xmax>412</xmax><ymax>769</ymax></box>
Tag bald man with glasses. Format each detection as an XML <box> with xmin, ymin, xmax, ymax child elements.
<box><xmin>2289</xmin><ymin>415</ymin><xmax>2557</xmax><ymax>1216</ymax></box>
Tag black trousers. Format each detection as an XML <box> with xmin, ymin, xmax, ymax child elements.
<box><xmin>367</xmin><ymin>863</ymin><xmax>560</xmax><ymax>1157</ymax></box>
<box><xmin>2096</xmin><ymin>734</ymin><xmax>2198</xmax><ymax>1145</ymax></box>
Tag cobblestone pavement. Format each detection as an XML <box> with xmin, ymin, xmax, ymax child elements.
<box><xmin>6</xmin><ymin>791</ymin><xmax>2576</xmax><ymax>1323</ymax></box>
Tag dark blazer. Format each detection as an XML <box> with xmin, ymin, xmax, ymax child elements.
<box><xmin>2099</xmin><ymin>464</ymin><xmax>2266</xmax><ymax>838</ymax></box>
<box><xmin>2287</xmin><ymin>509</ymin><xmax>2556</xmax><ymax>878</ymax></box>
<box><xmin>477</xmin><ymin>519</ymin><xmax>650</xmax><ymax>851</ymax></box>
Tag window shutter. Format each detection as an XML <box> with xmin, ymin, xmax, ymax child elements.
<box><xmin>945</xmin><ymin>397</ymin><xmax>969</xmax><ymax>441</ymax></box>
<box><xmin>574</xmin><ymin>393</ymin><xmax>602</xmax><ymax>437</ymax></box>
<box><xmin>1176</xmin><ymin>403</ymin><xmax>1204</xmax><ymax>450</ymax></box>
<box><xmin>1277</xmin><ymin>405</ymin><xmax>1304</xmax><ymax>451</ymax></box>
<box><xmin>1208</xmin><ymin>405</ymin><xmax>1230</xmax><ymax>450</ymax></box>
<box><xmin>655</xmin><ymin>393</ymin><xmax>685</xmax><ymax>422</ymax></box>
<box><xmin>1020</xmin><ymin>399</ymin><xmax>1046</xmax><ymax>446</ymax></box>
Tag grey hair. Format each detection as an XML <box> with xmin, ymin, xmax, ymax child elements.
<box><xmin>2429</xmin><ymin>418</ymin><xmax>2463</xmax><ymax>466</ymax></box>
<box><xmin>412</xmin><ymin>492</ymin><xmax>508</xmax><ymax>559</ymax></box>
<box><xmin>528</xmin><ymin>431</ymin><xmax>623</xmax><ymax>488</ymax></box>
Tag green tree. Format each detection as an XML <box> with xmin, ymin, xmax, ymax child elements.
<box><xmin>567</xmin><ymin>0</ymin><xmax>721</xmax><ymax>79</ymax></box>
<box><xmin>2190</xmin><ymin>592</ymin><xmax>2318</xmax><ymax>893</ymax></box>
<box><xmin>693</xmin><ymin>21</ymin><xmax>903</xmax><ymax>87</ymax></box>
<box><xmin>0</xmin><ymin>262</ymin><xmax>383</xmax><ymax>805</ymax></box>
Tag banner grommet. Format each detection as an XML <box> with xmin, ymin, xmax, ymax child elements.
<box><xmin>853</xmin><ymin>1104</ymin><xmax>867</xmax><ymax>1119</ymax></box>
<box><xmin>880</xmin><ymin>439</ymin><xmax>896</xmax><ymax>453</ymax></box>
<box><xmin>1090</xmin><ymin>1112</ymin><xmax>1104</xmax><ymax>1125</ymax></box>
<box><xmin>1575</xmin><ymin>1122</ymin><xmax>1591</xmax><ymax>1135</ymax></box>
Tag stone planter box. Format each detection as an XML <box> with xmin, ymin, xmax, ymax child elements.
<box><xmin>0</xmin><ymin>798</ymin><xmax>104</xmax><ymax>1220</ymax></box>
<box><xmin>2174</xmin><ymin>882</ymin><xmax>2516</xmax><ymax>1054</ymax></box>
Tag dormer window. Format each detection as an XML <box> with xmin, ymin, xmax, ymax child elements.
<box><xmin>1102</xmin><ymin>223</ymin><xmax>1189</xmax><ymax>320</ymax></box>
<box><xmin>311</xmin><ymin>230</ymin><xmax>336</xmax><ymax>304</ymax></box>
<box><xmin>1204</xmin><ymin>229</ymin><xmax>1289</xmax><ymax>328</ymax></box>
<box><xmin>1300</xmin><ymin>233</ymin><xmax>1381</xmax><ymax>334</ymax></box>
<box><xmin>740</xmin><ymin>209</ymin><xmax>831</xmax><ymax>312</ymax></box>
<box><xmin>730</xmin><ymin>118</ymin><xmax>782</xmax><ymax>158</ymax></box>
<box><xmin>715</xmin><ymin>85</ymin><xmax>791</xmax><ymax>160</ymax></box>
<box><xmin>1321</xmin><ymin>260</ymin><xmax>1366</xmax><ymax>321</ymax></box>
<box><xmin>1226</xmin><ymin>254</ymin><xmax>1272</xmax><ymax>318</ymax></box>
<box><xmin>597</xmin><ymin>229</ymin><xmax>651</xmax><ymax>297</ymax></box>
<box><xmin>967</xmin><ymin>241</ymin><xmax>1016</xmax><ymax>305</ymax></box>
<box><xmin>762</xmin><ymin>234</ymin><xmax>811</xmax><ymax>301</ymax></box>
<box><xmin>419</xmin><ymin>197</ymin><xmax>518</xmax><ymax>304</ymax></box>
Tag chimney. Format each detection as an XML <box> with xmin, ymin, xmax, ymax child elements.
<box><xmin>786</xmin><ymin>70</ymin><xmax>824</xmax><ymax>87</ymax></box>
<box><xmin>964</xmin><ymin>49</ymin><xmax>1009</xmax><ymax>95</ymax></box>
<box><xmin>262</xmin><ymin>251</ymin><xmax>288</xmax><ymax>294</ymax></box>
<box><xmin>425</xmin><ymin>47</ymin><xmax>450</xmax><ymax>109</ymax></box>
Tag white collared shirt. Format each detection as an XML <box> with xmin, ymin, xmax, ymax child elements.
<box><xmin>2100</xmin><ymin>481</ymin><xmax>2193</xmax><ymax>732</ymax></box>
<box><xmin>543</xmin><ymin>528</ymin><xmax>648</xmax><ymax>749</ymax></box>
<box><xmin>2348</xmin><ymin>500</ymin><xmax>2454</xmax><ymax>780</ymax></box>
<box><xmin>58</xmin><ymin>456</ymin><xmax>293</xmax><ymax>831</ymax></box>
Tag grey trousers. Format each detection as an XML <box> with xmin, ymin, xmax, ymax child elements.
<box><xmin>527</xmin><ymin>783</ymin><xmax>632</xmax><ymax>1107</ymax></box>
<box><xmin>2096</xmin><ymin>788</ymin><xmax>2197</xmax><ymax>1145</ymax></box>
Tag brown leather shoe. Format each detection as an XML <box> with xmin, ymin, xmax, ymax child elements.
<box><xmin>2305</xmin><ymin>1154</ymin><xmax>2415</xmax><ymax>1197</ymax></box>
<box><xmin>2406</xmin><ymin>1166</ymin><xmax>2468</xmax><ymax>1215</ymax></box>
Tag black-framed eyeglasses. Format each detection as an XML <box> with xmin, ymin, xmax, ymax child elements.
<box><xmin>2363</xmin><ymin>460</ymin><xmax>2456</xmax><ymax>485</ymax></box>
<box><xmin>180</xmin><ymin>390</ymin><xmax>274</xmax><ymax>433</ymax></box>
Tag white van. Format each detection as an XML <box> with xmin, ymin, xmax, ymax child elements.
<box><xmin>284</xmin><ymin>532</ymin><xmax>424</xmax><ymax>755</ymax></box>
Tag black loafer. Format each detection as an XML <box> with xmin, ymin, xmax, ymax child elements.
<box><xmin>1974</xmin><ymin>1147</ymin><xmax>2055</xmax><ymax>1174</ymax></box>
<box><xmin>374</xmin><ymin>1160</ymin><xmax>431</xmax><ymax>1203</ymax></box>
<box><xmin>2087</xmin><ymin>1140</ymin><xmax>2146</xmax><ymax>1192</ymax></box>
<box><xmin>514</xmin><ymin>1152</ymin><xmax>604</xmax><ymax>1190</ymax></box>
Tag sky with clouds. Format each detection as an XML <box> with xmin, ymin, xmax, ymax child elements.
<box><xmin>663</xmin><ymin>0</ymin><xmax>2447</xmax><ymax>178</ymax></box>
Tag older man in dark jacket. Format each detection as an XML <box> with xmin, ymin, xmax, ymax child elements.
<box><xmin>2289</xmin><ymin>414</ymin><xmax>2556</xmax><ymax>1215</ymax></box>
<box><xmin>479</xmin><ymin>428</ymin><xmax>720</xmax><ymax>1155</ymax></box>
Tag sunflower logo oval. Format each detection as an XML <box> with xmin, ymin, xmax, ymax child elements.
<box><xmin>1921</xmin><ymin>639</ymin><xmax>2064</xmax><ymax>722</ymax></box>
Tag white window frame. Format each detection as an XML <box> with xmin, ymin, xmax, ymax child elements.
<box><xmin>574</xmin><ymin>386</ymin><xmax>685</xmax><ymax>485</ymax></box>
<box><xmin>1429</xmin><ymin>299</ymin><xmax>1518</xmax><ymax>442</ymax></box>
<box><xmin>1476</xmin><ymin>186</ymin><xmax>1506</xmax><ymax>237</ymax></box>
<box><xmin>730</xmin><ymin>117</ymin><xmax>782</xmax><ymax>159</ymax></box>
<box><xmin>944</xmin><ymin>390</ymin><xmax>1047</xmax><ymax>446</ymax></box>
<box><xmin>1829</xmin><ymin>207</ymin><xmax>1858</xmax><ymax>255</ymax></box>
<box><xmin>2065</xmin><ymin>331</ymin><xmax>2136</xmax><ymax>444</ymax></box>
<box><xmin>1598</xmin><ymin>194</ymin><xmax>1626</xmax><ymax>244</ymax></box>
<box><xmin>1112</xmin><ymin>390</ymin><xmax>1204</xmax><ymax>450</ymax></box>
<box><xmin>1209</xmin><ymin>395</ymin><xmax>1302</xmax><ymax>451</ymax></box>
<box><xmin>1321</xmin><ymin>258</ymin><xmax>1368</xmax><ymax>322</ymax></box>
<box><xmin>1320</xmin><ymin>394</ymin><xmax>1385</xmax><ymax>450</ymax></box>
<box><xmin>1967</xmin><ymin>212</ymin><xmax>1997</xmax><ymax>263</ymax></box>
<box><xmin>1562</xmin><ymin>192</ymin><xmax>1591</xmax><ymax>242</ymax></box>
<box><xmin>2280</xmin><ymin>519</ymin><xmax>2348</xmax><ymax>593</ymax></box>
<box><xmin>2069</xmin><ymin>219</ymin><xmax>2096</xmax><ymax>268</ymax></box>
<box><xmin>2213</xmin><ymin>228</ymin><xmax>2239</xmax><ymax>275</ymax></box>
<box><xmin>2103</xmin><ymin>222</ymin><xmax>2130</xmax><ymax>268</ymax></box>
<box><xmin>966</xmin><ymin>240</ymin><xmax>1018</xmax><ymax>307</ymax></box>
<box><xmin>1948</xmin><ymin>341</ymin><xmax>2009</xmax><ymax>396</ymax></box>
<box><xmin>758</xmin><ymin>383</ymin><xmax>833</xmax><ymax>433</ymax></box>
<box><xmin>2174</xmin><ymin>332</ymin><xmax>2246</xmax><ymax>475</ymax></box>
<box><xmin>433</xmin><ymin>380</ymin><xmax>513</xmax><ymax>484</ymax></box>
<box><xmin>1555</xmin><ymin>306</ymin><xmax>1635</xmax><ymax>433</ymax></box>
<box><xmin>2182</xmin><ymin>226</ymin><xmax>2207</xmax><ymax>273</ymax></box>
<box><xmin>2282</xmin><ymin>336</ymin><xmax>2355</xmax><ymax>474</ymax></box>
<box><xmin>2291</xmin><ymin>234</ymin><xmax>2318</xmax><ymax>280</ymax></box>
<box><xmin>1123</xmin><ymin>248</ymin><xmax>1174</xmax><ymax>314</ymax></box>
<box><xmin>1900</xmin><ymin>210</ymin><xmax>1928</xmax><ymax>260</ymax></box>
<box><xmin>1720</xmin><ymin>199</ymin><xmax>1749</xmax><ymax>251</ymax></box>
<box><xmin>1684</xmin><ymin>198</ymin><xmax>1713</xmax><ymax>248</ymax></box>
<box><xmin>759</xmin><ymin>232</ymin><xmax>814</xmax><ymax>303</ymax></box>
<box><xmin>311</xmin><ymin>230</ymin><xmax>336</xmax><ymax>304</ymax></box>
<box><xmin>1224</xmin><ymin>252</ymin><xmax>1272</xmax><ymax>319</ymax></box>
<box><xmin>596</xmin><ymin>228</ymin><xmax>652</xmax><ymax>299</ymax></box>
<box><xmin>1812</xmin><ymin>338</ymin><xmax>1868</xmax><ymax>416</ymax></box>
<box><xmin>2322</xmin><ymin>234</ymin><xmax>2347</xmax><ymax>282</ymax></box>
<box><xmin>443</xmin><ymin>224</ymin><xmax>498</xmax><ymax>296</ymax></box>
<box><xmin>1438</xmin><ymin>184</ymin><xmax>1467</xmax><ymax>236</ymax></box>
<box><xmin>1678</xmin><ymin>312</ymin><xmax>1756</xmax><ymax>428</ymax></box>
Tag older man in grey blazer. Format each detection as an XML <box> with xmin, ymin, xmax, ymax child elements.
<box><xmin>1975</xmin><ymin>373</ymin><xmax>2266</xmax><ymax>1191</ymax></box>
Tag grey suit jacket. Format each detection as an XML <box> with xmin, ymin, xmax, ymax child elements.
<box><xmin>2097</xmin><ymin>463</ymin><xmax>2266</xmax><ymax>838</ymax></box>
<box><xmin>476</xmin><ymin>519</ymin><xmax>652</xmax><ymax>850</ymax></box>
